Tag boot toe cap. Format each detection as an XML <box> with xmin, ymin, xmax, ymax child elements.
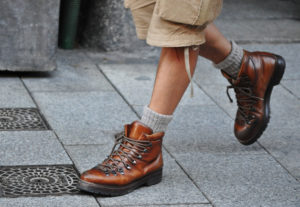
<box><xmin>80</xmin><ymin>169</ymin><xmax>105</xmax><ymax>183</ymax></box>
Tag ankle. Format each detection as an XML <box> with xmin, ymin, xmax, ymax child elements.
<box><xmin>140</xmin><ymin>105</ymin><xmax>173</xmax><ymax>133</ymax></box>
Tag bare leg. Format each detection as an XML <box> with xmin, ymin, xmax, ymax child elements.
<box><xmin>198</xmin><ymin>23</ymin><xmax>231</xmax><ymax>64</ymax></box>
<box><xmin>148</xmin><ymin>47</ymin><xmax>199</xmax><ymax>115</ymax></box>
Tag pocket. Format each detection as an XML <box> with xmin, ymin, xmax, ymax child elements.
<box><xmin>156</xmin><ymin>0</ymin><xmax>223</xmax><ymax>26</ymax></box>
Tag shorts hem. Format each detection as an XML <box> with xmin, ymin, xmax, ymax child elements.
<box><xmin>146</xmin><ymin>36</ymin><xmax>206</xmax><ymax>47</ymax></box>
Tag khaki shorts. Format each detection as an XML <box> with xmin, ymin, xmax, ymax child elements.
<box><xmin>124</xmin><ymin>0</ymin><xmax>207</xmax><ymax>47</ymax></box>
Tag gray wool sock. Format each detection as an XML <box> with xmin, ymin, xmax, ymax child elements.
<box><xmin>214</xmin><ymin>41</ymin><xmax>244</xmax><ymax>79</ymax></box>
<box><xmin>140</xmin><ymin>106</ymin><xmax>173</xmax><ymax>133</ymax></box>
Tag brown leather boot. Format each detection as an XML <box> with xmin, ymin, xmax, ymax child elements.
<box><xmin>222</xmin><ymin>51</ymin><xmax>285</xmax><ymax>145</ymax></box>
<box><xmin>78</xmin><ymin>121</ymin><xmax>164</xmax><ymax>196</ymax></box>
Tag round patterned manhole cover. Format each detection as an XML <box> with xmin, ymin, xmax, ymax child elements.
<box><xmin>0</xmin><ymin>165</ymin><xmax>79</xmax><ymax>197</ymax></box>
<box><xmin>0</xmin><ymin>108</ymin><xmax>49</xmax><ymax>130</ymax></box>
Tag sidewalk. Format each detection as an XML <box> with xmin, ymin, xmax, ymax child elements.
<box><xmin>1</xmin><ymin>1</ymin><xmax>300</xmax><ymax>207</ymax></box>
<box><xmin>0</xmin><ymin>43</ymin><xmax>299</xmax><ymax>206</ymax></box>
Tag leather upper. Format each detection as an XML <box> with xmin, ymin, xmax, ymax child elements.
<box><xmin>80</xmin><ymin>121</ymin><xmax>164</xmax><ymax>186</ymax></box>
<box><xmin>223</xmin><ymin>51</ymin><xmax>278</xmax><ymax>142</ymax></box>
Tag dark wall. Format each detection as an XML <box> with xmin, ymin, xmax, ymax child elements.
<box><xmin>78</xmin><ymin>0</ymin><xmax>147</xmax><ymax>52</ymax></box>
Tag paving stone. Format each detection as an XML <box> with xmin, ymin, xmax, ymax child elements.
<box><xmin>0</xmin><ymin>78</ymin><xmax>35</xmax><ymax>108</ymax></box>
<box><xmin>164</xmin><ymin>128</ymin><xmax>262</xmax><ymax>155</ymax></box>
<box><xmin>86</xmin><ymin>49</ymin><xmax>160</xmax><ymax>65</ymax></box>
<box><xmin>197</xmin><ymin>84</ymin><xmax>300</xmax><ymax>130</ymax></box>
<box><xmin>259</xmin><ymin>127</ymin><xmax>300</xmax><ymax>181</ymax></box>
<box><xmin>0</xmin><ymin>131</ymin><xmax>72</xmax><ymax>165</ymax></box>
<box><xmin>22</xmin><ymin>62</ymin><xmax>113</xmax><ymax>93</ymax></box>
<box><xmin>194</xmin><ymin>58</ymin><xmax>228</xmax><ymax>86</ymax></box>
<box><xmin>114</xmin><ymin>205</ymin><xmax>212</xmax><ymax>207</ymax></box>
<box><xmin>241</xmin><ymin>43</ymin><xmax>300</xmax><ymax>80</ymax></box>
<box><xmin>55</xmin><ymin>49</ymin><xmax>89</xmax><ymax>66</ymax></box>
<box><xmin>215</xmin><ymin>19</ymin><xmax>300</xmax><ymax>43</ymax></box>
<box><xmin>168</xmin><ymin>105</ymin><xmax>232</xmax><ymax>130</ymax></box>
<box><xmin>65</xmin><ymin>145</ymin><xmax>209</xmax><ymax>205</ymax></box>
<box><xmin>0</xmin><ymin>195</ymin><xmax>99</xmax><ymax>207</ymax></box>
<box><xmin>31</xmin><ymin>91</ymin><xmax>137</xmax><ymax>145</ymax></box>
<box><xmin>281</xmin><ymin>80</ymin><xmax>300</xmax><ymax>99</ymax></box>
<box><xmin>175</xmin><ymin>152</ymin><xmax>300</xmax><ymax>207</ymax></box>
<box><xmin>220</xmin><ymin>0</ymin><xmax>300</xmax><ymax>20</ymax></box>
<box><xmin>198</xmin><ymin>84</ymin><xmax>237</xmax><ymax>119</ymax></box>
<box><xmin>100</xmin><ymin>64</ymin><xmax>215</xmax><ymax>106</ymax></box>
<box><xmin>65</xmin><ymin>142</ymin><xmax>114</xmax><ymax>173</ymax></box>
<box><xmin>268</xmin><ymin>86</ymin><xmax>300</xmax><ymax>129</ymax></box>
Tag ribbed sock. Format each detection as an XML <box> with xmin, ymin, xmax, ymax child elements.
<box><xmin>140</xmin><ymin>106</ymin><xmax>173</xmax><ymax>133</ymax></box>
<box><xmin>214</xmin><ymin>41</ymin><xmax>244</xmax><ymax>79</ymax></box>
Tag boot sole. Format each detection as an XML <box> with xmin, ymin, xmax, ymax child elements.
<box><xmin>77</xmin><ymin>168</ymin><xmax>162</xmax><ymax>196</ymax></box>
<box><xmin>239</xmin><ymin>55</ymin><xmax>286</xmax><ymax>145</ymax></box>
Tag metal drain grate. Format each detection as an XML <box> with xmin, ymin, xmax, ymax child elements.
<box><xmin>0</xmin><ymin>108</ymin><xmax>49</xmax><ymax>130</ymax></box>
<box><xmin>0</xmin><ymin>165</ymin><xmax>80</xmax><ymax>197</ymax></box>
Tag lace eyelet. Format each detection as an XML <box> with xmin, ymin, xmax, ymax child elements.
<box><xmin>111</xmin><ymin>170</ymin><xmax>117</xmax><ymax>176</ymax></box>
<box><xmin>118</xmin><ymin>168</ymin><xmax>124</xmax><ymax>175</ymax></box>
<box><xmin>132</xmin><ymin>160</ymin><xmax>136</xmax><ymax>165</ymax></box>
<box><xmin>137</xmin><ymin>154</ymin><xmax>142</xmax><ymax>159</ymax></box>
<box><xmin>143</xmin><ymin>148</ymin><xmax>148</xmax><ymax>153</ymax></box>
<box><xmin>105</xmin><ymin>173</ymin><xmax>110</xmax><ymax>176</ymax></box>
<box><xmin>125</xmin><ymin>164</ymin><xmax>131</xmax><ymax>170</ymax></box>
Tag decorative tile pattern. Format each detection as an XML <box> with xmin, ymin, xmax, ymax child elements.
<box><xmin>0</xmin><ymin>165</ymin><xmax>79</xmax><ymax>197</ymax></box>
<box><xmin>0</xmin><ymin>108</ymin><xmax>49</xmax><ymax>130</ymax></box>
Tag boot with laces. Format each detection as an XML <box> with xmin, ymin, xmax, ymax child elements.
<box><xmin>223</xmin><ymin>50</ymin><xmax>285</xmax><ymax>145</ymax></box>
<box><xmin>78</xmin><ymin>121</ymin><xmax>164</xmax><ymax>196</ymax></box>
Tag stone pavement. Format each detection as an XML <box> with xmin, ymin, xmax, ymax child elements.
<box><xmin>1</xmin><ymin>0</ymin><xmax>300</xmax><ymax>206</ymax></box>
<box><xmin>0</xmin><ymin>43</ymin><xmax>300</xmax><ymax>206</ymax></box>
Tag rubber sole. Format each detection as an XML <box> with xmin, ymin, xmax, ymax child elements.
<box><xmin>77</xmin><ymin>169</ymin><xmax>162</xmax><ymax>196</ymax></box>
<box><xmin>239</xmin><ymin>55</ymin><xmax>286</xmax><ymax>145</ymax></box>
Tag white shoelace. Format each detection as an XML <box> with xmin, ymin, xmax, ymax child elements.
<box><xmin>184</xmin><ymin>47</ymin><xmax>194</xmax><ymax>97</ymax></box>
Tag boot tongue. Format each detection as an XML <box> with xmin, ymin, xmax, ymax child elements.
<box><xmin>126</xmin><ymin>121</ymin><xmax>153</xmax><ymax>140</ymax></box>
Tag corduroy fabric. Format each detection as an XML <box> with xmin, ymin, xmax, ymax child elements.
<box><xmin>140</xmin><ymin>105</ymin><xmax>173</xmax><ymax>133</ymax></box>
<box><xmin>214</xmin><ymin>41</ymin><xmax>244</xmax><ymax>79</ymax></box>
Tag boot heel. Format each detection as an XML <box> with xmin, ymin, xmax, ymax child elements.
<box><xmin>272</xmin><ymin>55</ymin><xmax>286</xmax><ymax>86</ymax></box>
<box><xmin>145</xmin><ymin>169</ymin><xmax>163</xmax><ymax>186</ymax></box>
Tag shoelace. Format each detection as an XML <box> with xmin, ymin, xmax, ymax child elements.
<box><xmin>226</xmin><ymin>75</ymin><xmax>264</xmax><ymax>123</ymax></box>
<box><xmin>184</xmin><ymin>46</ymin><xmax>199</xmax><ymax>97</ymax></box>
<box><xmin>184</xmin><ymin>47</ymin><xmax>194</xmax><ymax>97</ymax></box>
<box><xmin>95</xmin><ymin>132</ymin><xmax>152</xmax><ymax>176</ymax></box>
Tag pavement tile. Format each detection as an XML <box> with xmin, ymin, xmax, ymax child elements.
<box><xmin>113</xmin><ymin>205</ymin><xmax>212</xmax><ymax>207</ymax></box>
<box><xmin>198</xmin><ymin>84</ymin><xmax>300</xmax><ymax>130</ymax></box>
<box><xmin>215</xmin><ymin>19</ymin><xmax>300</xmax><ymax>43</ymax></box>
<box><xmin>55</xmin><ymin>49</ymin><xmax>89</xmax><ymax>66</ymax></box>
<box><xmin>22</xmin><ymin>62</ymin><xmax>113</xmax><ymax>92</ymax></box>
<box><xmin>267</xmin><ymin>86</ymin><xmax>300</xmax><ymax>129</ymax></box>
<box><xmin>259</xmin><ymin>127</ymin><xmax>300</xmax><ymax>181</ymax></box>
<box><xmin>198</xmin><ymin>84</ymin><xmax>237</xmax><ymax>119</ymax></box>
<box><xmin>241</xmin><ymin>43</ymin><xmax>300</xmax><ymax>80</ymax></box>
<box><xmin>65</xmin><ymin>142</ymin><xmax>114</xmax><ymax>173</ymax></box>
<box><xmin>65</xmin><ymin>145</ymin><xmax>209</xmax><ymax>206</ymax></box>
<box><xmin>100</xmin><ymin>64</ymin><xmax>215</xmax><ymax>106</ymax></box>
<box><xmin>0</xmin><ymin>195</ymin><xmax>99</xmax><ymax>207</ymax></box>
<box><xmin>281</xmin><ymin>80</ymin><xmax>300</xmax><ymax>99</ymax></box>
<box><xmin>31</xmin><ymin>91</ymin><xmax>137</xmax><ymax>145</ymax></box>
<box><xmin>168</xmin><ymin>105</ymin><xmax>232</xmax><ymax>130</ymax></box>
<box><xmin>164</xmin><ymin>128</ymin><xmax>262</xmax><ymax>155</ymax></box>
<box><xmin>194</xmin><ymin>57</ymin><xmax>228</xmax><ymax>86</ymax></box>
<box><xmin>220</xmin><ymin>0</ymin><xmax>300</xmax><ymax>20</ymax></box>
<box><xmin>175</xmin><ymin>152</ymin><xmax>300</xmax><ymax>207</ymax></box>
<box><xmin>0</xmin><ymin>131</ymin><xmax>72</xmax><ymax>165</ymax></box>
<box><xmin>0</xmin><ymin>78</ymin><xmax>35</xmax><ymax>108</ymax></box>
